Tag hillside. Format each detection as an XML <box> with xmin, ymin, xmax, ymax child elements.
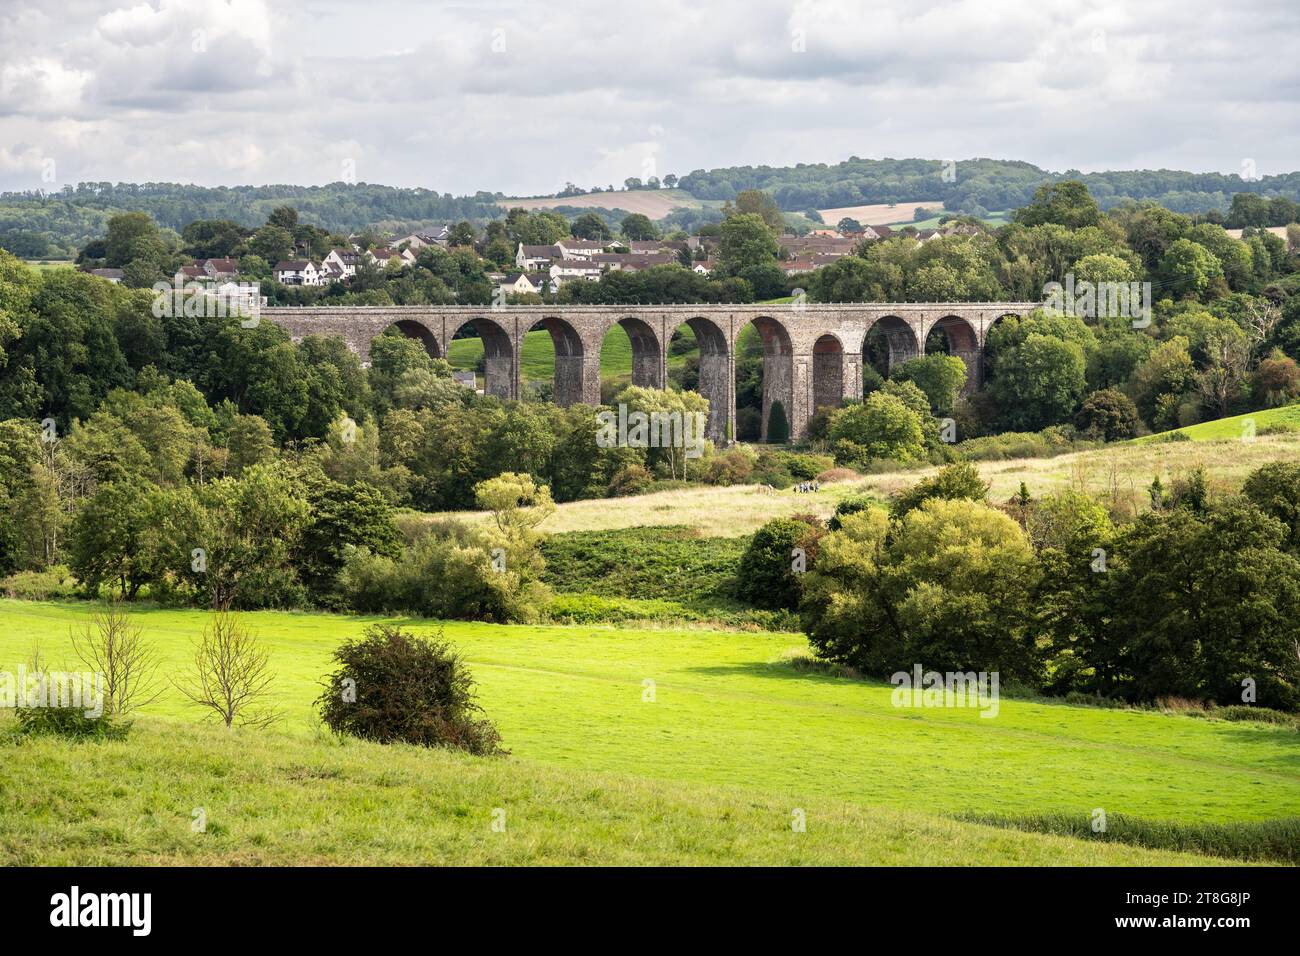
<box><xmin>2</xmin><ymin>599</ymin><xmax>1296</xmax><ymax>865</ymax></box>
<box><xmin>498</xmin><ymin>189</ymin><xmax>704</xmax><ymax>219</ymax></box>
<box><xmin>0</xmin><ymin>718</ymin><xmax>1232</xmax><ymax>866</ymax></box>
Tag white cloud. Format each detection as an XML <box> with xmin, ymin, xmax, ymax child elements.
<box><xmin>0</xmin><ymin>0</ymin><xmax>1295</xmax><ymax>194</ymax></box>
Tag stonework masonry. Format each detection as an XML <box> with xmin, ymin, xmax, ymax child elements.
<box><xmin>261</xmin><ymin>303</ymin><xmax>1040</xmax><ymax>442</ymax></box>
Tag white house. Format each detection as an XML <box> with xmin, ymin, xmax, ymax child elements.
<box><xmin>548</xmin><ymin>259</ymin><xmax>603</xmax><ymax>286</ymax></box>
<box><xmin>274</xmin><ymin>260</ymin><xmax>323</xmax><ymax>285</ymax></box>
<box><xmin>496</xmin><ymin>272</ymin><xmax>549</xmax><ymax>297</ymax></box>
<box><xmin>516</xmin><ymin>243</ymin><xmax>560</xmax><ymax>269</ymax></box>
<box><xmin>322</xmin><ymin>248</ymin><xmax>364</xmax><ymax>278</ymax></box>
<box><xmin>554</xmin><ymin>239</ymin><xmax>608</xmax><ymax>260</ymax></box>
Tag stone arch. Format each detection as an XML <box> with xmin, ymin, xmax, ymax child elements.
<box><xmin>979</xmin><ymin>312</ymin><xmax>1021</xmax><ymax>388</ymax></box>
<box><xmin>863</xmin><ymin>315</ymin><xmax>919</xmax><ymax>379</ymax></box>
<box><xmin>530</xmin><ymin>316</ymin><xmax>585</xmax><ymax>406</ymax></box>
<box><xmin>812</xmin><ymin>333</ymin><xmax>845</xmax><ymax>413</ymax></box>
<box><xmin>607</xmin><ymin>316</ymin><xmax>663</xmax><ymax>393</ymax></box>
<box><xmin>925</xmin><ymin>314</ymin><xmax>981</xmax><ymax>391</ymax></box>
<box><xmin>449</xmin><ymin>316</ymin><xmax>514</xmax><ymax>399</ymax></box>
<box><xmin>737</xmin><ymin>315</ymin><xmax>794</xmax><ymax>443</ymax></box>
<box><xmin>669</xmin><ymin>316</ymin><xmax>730</xmax><ymax>441</ymax></box>
<box><xmin>381</xmin><ymin>319</ymin><xmax>441</xmax><ymax>360</ymax></box>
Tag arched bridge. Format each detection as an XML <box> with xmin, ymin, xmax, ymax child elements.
<box><xmin>261</xmin><ymin>303</ymin><xmax>1041</xmax><ymax>442</ymax></box>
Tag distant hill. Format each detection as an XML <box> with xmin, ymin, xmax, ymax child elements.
<box><xmin>5</xmin><ymin>157</ymin><xmax>1300</xmax><ymax>258</ymax></box>
<box><xmin>677</xmin><ymin>157</ymin><xmax>1300</xmax><ymax>218</ymax></box>
<box><xmin>0</xmin><ymin>182</ymin><xmax>503</xmax><ymax>258</ymax></box>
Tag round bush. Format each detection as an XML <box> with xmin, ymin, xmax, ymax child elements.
<box><xmin>317</xmin><ymin>624</ymin><xmax>504</xmax><ymax>755</ymax></box>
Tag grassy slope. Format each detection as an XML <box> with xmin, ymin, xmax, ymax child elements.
<box><xmin>424</xmin><ymin>431</ymin><xmax>1300</xmax><ymax>537</ymax></box>
<box><xmin>0</xmin><ymin>719</ymin><xmax>1229</xmax><ymax>866</ymax></box>
<box><xmin>1133</xmin><ymin>404</ymin><xmax>1300</xmax><ymax>443</ymax></box>
<box><xmin>3</xmin><ymin>601</ymin><xmax>1297</xmax><ymax>830</ymax></box>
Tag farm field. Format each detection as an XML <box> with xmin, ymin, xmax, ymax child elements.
<box><xmin>498</xmin><ymin>189</ymin><xmax>704</xmax><ymax>219</ymax></box>
<box><xmin>1</xmin><ymin>599</ymin><xmax>1296</xmax><ymax>865</ymax></box>
<box><xmin>429</xmin><ymin>430</ymin><xmax>1300</xmax><ymax>536</ymax></box>
<box><xmin>818</xmin><ymin>200</ymin><xmax>945</xmax><ymax>225</ymax></box>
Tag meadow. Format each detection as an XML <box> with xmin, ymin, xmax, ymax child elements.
<box><xmin>426</xmin><ymin>429</ymin><xmax>1300</xmax><ymax>536</ymax></box>
<box><xmin>2</xmin><ymin>598</ymin><xmax>1297</xmax><ymax>864</ymax></box>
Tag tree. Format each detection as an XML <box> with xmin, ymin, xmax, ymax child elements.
<box><xmin>104</xmin><ymin>212</ymin><xmax>161</xmax><ymax>268</ymax></box>
<box><xmin>248</xmin><ymin>225</ymin><xmax>295</xmax><ymax>264</ymax></box>
<box><xmin>828</xmin><ymin>392</ymin><xmax>926</xmax><ymax>465</ymax></box>
<box><xmin>571</xmin><ymin>212</ymin><xmax>611</xmax><ymax>241</ymax></box>
<box><xmin>726</xmin><ymin>190</ymin><xmax>784</xmax><ymax>231</ymax></box>
<box><xmin>70</xmin><ymin>603</ymin><xmax>162</xmax><ymax>715</ymax></box>
<box><xmin>449</xmin><ymin>221</ymin><xmax>476</xmax><ymax>247</ymax></box>
<box><xmin>736</xmin><ymin>516</ymin><xmax>824</xmax><ymax>610</ymax></box>
<box><xmin>1085</xmin><ymin>500</ymin><xmax>1300</xmax><ymax>708</ymax></box>
<box><xmin>988</xmin><ymin>332</ymin><xmax>1088</xmax><ymax>431</ymax></box>
<box><xmin>889</xmin><ymin>461</ymin><xmax>988</xmax><ymax>519</ymax></box>
<box><xmin>175</xmin><ymin>612</ymin><xmax>280</xmax><ymax>727</ymax></box>
<box><xmin>1075</xmin><ymin>388</ymin><xmax>1140</xmax><ymax>441</ymax></box>
<box><xmin>1158</xmin><ymin>238</ymin><xmax>1225</xmax><ymax>300</ymax></box>
<box><xmin>1014</xmin><ymin>181</ymin><xmax>1101</xmax><ymax>229</ymax></box>
<box><xmin>717</xmin><ymin>213</ymin><xmax>778</xmax><ymax>274</ymax></box>
<box><xmin>892</xmin><ymin>354</ymin><xmax>966</xmax><ymax>416</ymax></box>
<box><xmin>1129</xmin><ymin>337</ymin><xmax>1195</xmax><ymax>428</ymax></box>
<box><xmin>766</xmin><ymin>399</ymin><xmax>790</xmax><ymax>443</ymax></box>
<box><xmin>620</xmin><ymin>213</ymin><xmax>660</xmax><ymax>241</ymax></box>
<box><xmin>266</xmin><ymin>206</ymin><xmax>299</xmax><ymax>233</ymax></box>
<box><xmin>803</xmin><ymin>499</ymin><xmax>1041</xmax><ymax>682</ymax></box>
<box><xmin>1242</xmin><ymin>461</ymin><xmax>1300</xmax><ymax>554</ymax></box>
<box><xmin>68</xmin><ymin>481</ymin><xmax>158</xmax><ymax>599</ymax></box>
<box><xmin>1253</xmin><ymin>349</ymin><xmax>1300</xmax><ymax>407</ymax></box>
<box><xmin>296</xmin><ymin>479</ymin><xmax>401</xmax><ymax>600</ymax></box>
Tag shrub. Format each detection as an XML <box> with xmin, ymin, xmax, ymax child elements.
<box><xmin>607</xmin><ymin>464</ymin><xmax>654</xmax><ymax>497</ymax></box>
<box><xmin>735</xmin><ymin>516</ymin><xmax>824</xmax><ymax>610</ymax></box>
<box><xmin>766</xmin><ymin>400</ymin><xmax>790</xmax><ymax>444</ymax></box>
<box><xmin>780</xmin><ymin>452</ymin><xmax>835</xmax><ymax>480</ymax></box>
<box><xmin>14</xmin><ymin>707</ymin><xmax>130</xmax><ymax>741</ymax></box>
<box><xmin>1</xmin><ymin>566</ymin><xmax>79</xmax><ymax>601</ymax></box>
<box><xmin>828</xmin><ymin>392</ymin><xmax>925</xmax><ymax>466</ymax></box>
<box><xmin>316</xmin><ymin>624</ymin><xmax>504</xmax><ymax>755</ymax></box>
<box><xmin>1075</xmin><ymin>388</ymin><xmax>1140</xmax><ymax>441</ymax></box>
<box><xmin>889</xmin><ymin>461</ymin><xmax>989</xmax><ymax>519</ymax></box>
<box><xmin>705</xmin><ymin>448</ymin><xmax>755</xmax><ymax>485</ymax></box>
<box><xmin>338</xmin><ymin>528</ymin><xmax>549</xmax><ymax>623</ymax></box>
<box><xmin>815</xmin><ymin>467</ymin><xmax>859</xmax><ymax>483</ymax></box>
<box><xmin>828</xmin><ymin>493</ymin><xmax>876</xmax><ymax>531</ymax></box>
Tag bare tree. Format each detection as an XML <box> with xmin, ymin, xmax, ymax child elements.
<box><xmin>70</xmin><ymin>603</ymin><xmax>162</xmax><ymax>716</ymax></box>
<box><xmin>1243</xmin><ymin>298</ymin><xmax>1282</xmax><ymax>359</ymax></box>
<box><xmin>174</xmin><ymin>612</ymin><xmax>279</xmax><ymax>728</ymax></box>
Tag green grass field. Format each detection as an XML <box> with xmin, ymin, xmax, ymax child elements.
<box><xmin>446</xmin><ymin>324</ymin><xmax>701</xmax><ymax>390</ymax></box>
<box><xmin>1134</xmin><ymin>404</ymin><xmax>1300</xmax><ymax>443</ymax></box>
<box><xmin>1</xmin><ymin>719</ymin><xmax>1234</xmax><ymax>865</ymax></box>
<box><xmin>3</xmin><ymin>600</ymin><xmax>1296</xmax><ymax>850</ymax></box>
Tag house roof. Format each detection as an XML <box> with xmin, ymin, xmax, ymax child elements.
<box><xmin>274</xmin><ymin>260</ymin><xmax>313</xmax><ymax>271</ymax></box>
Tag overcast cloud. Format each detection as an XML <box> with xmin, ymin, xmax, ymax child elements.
<box><xmin>0</xmin><ymin>0</ymin><xmax>1297</xmax><ymax>195</ymax></box>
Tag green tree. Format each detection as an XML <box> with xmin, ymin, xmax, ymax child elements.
<box><xmin>620</xmin><ymin>213</ymin><xmax>660</xmax><ymax>241</ymax></box>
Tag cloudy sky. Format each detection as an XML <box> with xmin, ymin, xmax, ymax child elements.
<box><xmin>1</xmin><ymin>0</ymin><xmax>1297</xmax><ymax>196</ymax></box>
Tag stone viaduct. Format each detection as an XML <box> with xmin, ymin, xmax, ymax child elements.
<box><xmin>261</xmin><ymin>303</ymin><xmax>1041</xmax><ymax>442</ymax></box>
